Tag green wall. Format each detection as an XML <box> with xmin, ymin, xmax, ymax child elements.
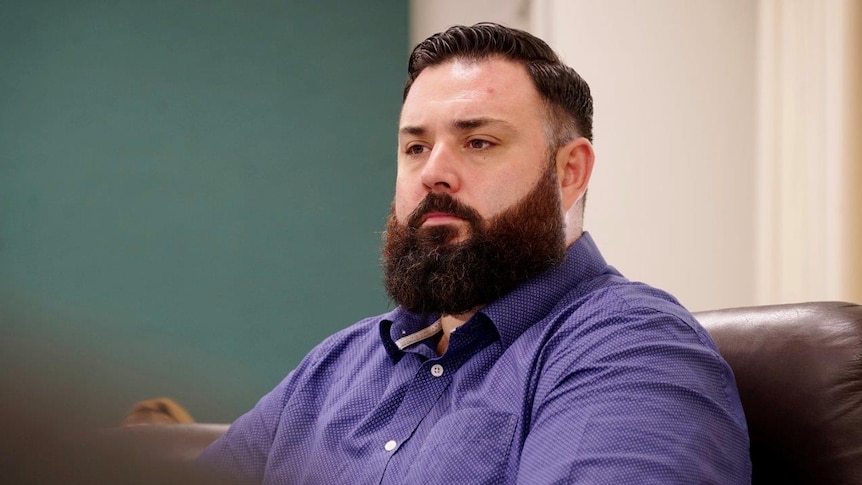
<box><xmin>0</xmin><ymin>0</ymin><xmax>406</xmax><ymax>424</ymax></box>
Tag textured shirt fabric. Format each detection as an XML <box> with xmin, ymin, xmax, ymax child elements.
<box><xmin>199</xmin><ymin>232</ymin><xmax>752</xmax><ymax>484</ymax></box>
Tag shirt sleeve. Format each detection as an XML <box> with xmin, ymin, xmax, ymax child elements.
<box><xmin>515</xmin><ymin>307</ymin><xmax>751</xmax><ymax>484</ymax></box>
<box><xmin>196</xmin><ymin>369</ymin><xmax>297</xmax><ymax>484</ymax></box>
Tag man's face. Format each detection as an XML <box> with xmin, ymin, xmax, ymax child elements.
<box><xmin>394</xmin><ymin>57</ymin><xmax>556</xmax><ymax>236</ymax></box>
<box><xmin>383</xmin><ymin>58</ymin><xmax>567</xmax><ymax>315</ymax></box>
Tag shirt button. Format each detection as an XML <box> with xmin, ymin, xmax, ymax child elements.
<box><xmin>384</xmin><ymin>440</ymin><xmax>397</xmax><ymax>452</ymax></box>
<box><xmin>430</xmin><ymin>364</ymin><xmax>444</xmax><ymax>377</ymax></box>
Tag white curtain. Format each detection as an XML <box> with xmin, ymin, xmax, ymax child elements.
<box><xmin>756</xmin><ymin>0</ymin><xmax>862</xmax><ymax>304</ymax></box>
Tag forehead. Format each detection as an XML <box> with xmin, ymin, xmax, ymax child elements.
<box><xmin>400</xmin><ymin>57</ymin><xmax>546</xmax><ymax>130</ymax></box>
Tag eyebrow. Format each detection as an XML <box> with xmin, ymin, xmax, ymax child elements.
<box><xmin>399</xmin><ymin>117</ymin><xmax>515</xmax><ymax>137</ymax></box>
<box><xmin>452</xmin><ymin>117</ymin><xmax>513</xmax><ymax>132</ymax></box>
<box><xmin>399</xmin><ymin>125</ymin><xmax>427</xmax><ymax>137</ymax></box>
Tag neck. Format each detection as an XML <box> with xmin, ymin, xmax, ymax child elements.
<box><xmin>564</xmin><ymin>225</ymin><xmax>584</xmax><ymax>247</ymax></box>
<box><xmin>436</xmin><ymin>309</ymin><xmax>479</xmax><ymax>356</ymax></box>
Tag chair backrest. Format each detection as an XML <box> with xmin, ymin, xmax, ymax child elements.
<box><xmin>695</xmin><ymin>301</ymin><xmax>862</xmax><ymax>484</ymax></box>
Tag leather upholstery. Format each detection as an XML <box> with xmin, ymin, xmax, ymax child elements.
<box><xmin>696</xmin><ymin>301</ymin><xmax>862</xmax><ymax>484</ymax></box>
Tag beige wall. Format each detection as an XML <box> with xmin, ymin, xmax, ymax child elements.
<box><xmin>410</xmin><ymin>0</ymin><xmax>530</xmax><ymax>45</ymax></box>
<box><xmin>533</xmin><ymin>0</ymin><xmax>758</xmax><ymax>311</ymax></box>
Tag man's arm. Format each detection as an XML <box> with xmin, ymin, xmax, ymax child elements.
<box><xmin>516</xmin><ymin>310</ymin><xmax>751</xmax><ymax>484</ymax></box>
<box><xmin>196</xmin><ymin>371</ymin><xmax>295</xmax><ymax>483</ymax></box>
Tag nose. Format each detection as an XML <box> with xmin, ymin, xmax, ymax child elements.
<box><xmin>420</xmin><ymin>142</ymin><xmax>460</xmax><ymax>194</ymax></box>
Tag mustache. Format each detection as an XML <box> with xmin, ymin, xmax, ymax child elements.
<box><xmin>406</xmin><ymin>192</ymin><xmax>482</xmax><ymax>230</ymax></box>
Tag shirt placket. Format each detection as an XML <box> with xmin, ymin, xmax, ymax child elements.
<box><xmin>374</xmin><ymin>353</ymin><xmax>456</xmax><ymax>484</ymax></box>
<box><xmin>376</xmin><ymin>322</ymin><xmax>495</xmax><ymax>484</ymax></box>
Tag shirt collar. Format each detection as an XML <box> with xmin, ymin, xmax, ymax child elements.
<box><xmin>378</xmin><ymin>232</ymin><xmax>611</xmax><ymax>360</ymax></box>
<box><xmin>379</xmin><ymin>307</ymin><xmax>440</xmax><ymax>362</ymax></box>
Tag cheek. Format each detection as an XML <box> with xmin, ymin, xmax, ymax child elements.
<box><xmin>481</xmin><ymin>168</ymin><xmax>542</xmax><ymax>217</ymax></box>
<box><xmin>393</xmin><ymin>184</ymin><xmax>420</xmax><ymax>222</ymax></box>
<box><xmin>483</xmin><ymin>181</ymin><xmax>525</xmax><ymax>216</ymax></box>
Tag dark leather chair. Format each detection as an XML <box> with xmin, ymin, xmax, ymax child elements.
<box><xmin>697</xmin><ymin>301</ymin><xmax>862</xmax><ymax>484</ymax></box>
<box><xmin>107</xmin><ymin>301</ymin><xmax>862</xmax><ymax>484</ymax></box>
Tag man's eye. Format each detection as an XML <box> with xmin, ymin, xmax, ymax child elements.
<box><xmin>405</xmin><ymin>145</ymin><xmax>426</xmax><ymax>155</ymax></box>
<box><xmin>468</xmin><ymin>139</ymin><xmax>493</xmax><ymax>150</ymax></box>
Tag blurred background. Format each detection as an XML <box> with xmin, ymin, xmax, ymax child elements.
<box><xmin>1</xmin><ymin>0</ymin><xmax>860</xmax><ymax>425</ymax></box>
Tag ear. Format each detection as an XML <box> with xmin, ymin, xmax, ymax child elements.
<box><xmin>555</xmin><ymin>137</ymin><xmax>595</xmax><ymax>212</ymax></box>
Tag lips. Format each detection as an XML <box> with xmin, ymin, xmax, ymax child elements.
<box><xmin>421</xmin><ymin>212</ymin><xmax>465</xmax><ymax>226</ymax></box>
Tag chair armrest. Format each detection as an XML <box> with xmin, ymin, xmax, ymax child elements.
<box><xmin>100</xmin><ymin>423</ymin><xmax>230</xmax><ymax>462</ymax></box>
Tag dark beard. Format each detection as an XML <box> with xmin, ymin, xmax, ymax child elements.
<box><xmin>382</xmin><ymin>162</ymin><xmax>566</xmax><ymax>315</ymax></box>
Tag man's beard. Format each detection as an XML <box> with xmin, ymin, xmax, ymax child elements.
<box><xmin>382</xmin><ymin>162</ymin><xmax>566</xmax><ymax>315</ymax></box>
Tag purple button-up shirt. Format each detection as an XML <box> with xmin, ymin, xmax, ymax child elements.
<box><xmin>199</xmin><ymin>232</ymin><xmax>751</xmax><ymax>484</ymax></box>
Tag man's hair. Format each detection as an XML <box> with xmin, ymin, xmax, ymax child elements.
<box><xmin>403</xmin><ymin>23</ymin><xmax>593</xmax><ymax>149</ymax></box>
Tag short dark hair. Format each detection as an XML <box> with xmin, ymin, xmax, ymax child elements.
<box><xmin>404</xmin><ymin>23</ymin><xmax>593</xmax><ymax>147</ymax></box>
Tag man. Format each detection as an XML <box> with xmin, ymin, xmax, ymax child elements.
<box><xmin>200</xmin><ymin>23</ymin><xmax>751</xmax><ymax>483</ymax></box>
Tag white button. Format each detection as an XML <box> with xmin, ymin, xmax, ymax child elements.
<box><xmin>430</xmin><ymin>364</ymin><xmax>444</xmax><ymax>377</ymax></box>
<box><xmin>384</xmin><ymin>440</ymin><xmax>397</xmax><ymax>451</ymax></box>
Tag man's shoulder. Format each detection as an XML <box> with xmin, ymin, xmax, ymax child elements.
<box><xmin>306</xmin><ymin>312</ymin><xmax>388</xmax><ymax>360</ymax></box>
<box><xmin>263</xmin><ymin>312</ymin><xmax>391</xmax><ymax>402</ymax></box>
<box><xmin>582</xmin><ymin>275</ymin><xmax>697</xmax><ymax>321</ymax></box>
<box><xmin>550</xmin><ymin>278</ymin><xmax>717</xmax><ymax>355</ymax></box>
<box><xmin>536</xmin><ymin>278</ymin><xmax>740</xmax><ymax>411</ymax></box>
